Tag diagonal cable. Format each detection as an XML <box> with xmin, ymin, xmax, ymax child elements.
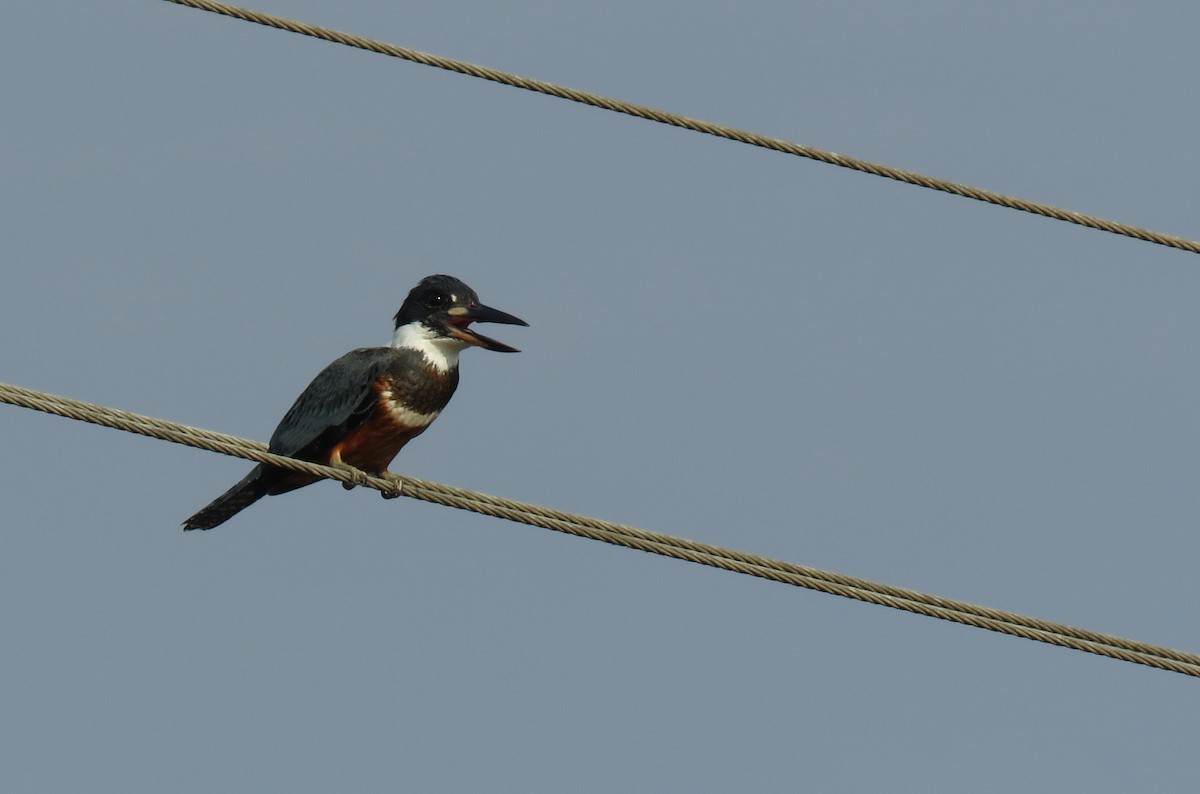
<box><xmin>3</xmin><ymin>379</ymin><xmax>1198</xmax><ymax>678</ymax></box>
<box><xmin>160</xmin><ymin>0</ymin><xmax>1200</xmax><ymax>255</ymax></box>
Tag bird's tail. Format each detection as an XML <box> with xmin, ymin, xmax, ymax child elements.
<box><xmin>183</xmin><ymin>466</ymin><xmax>269</xmax><ymax>531</ymax></box>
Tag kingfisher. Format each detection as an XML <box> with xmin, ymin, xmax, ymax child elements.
<box><xmin>182</xmin><ymin>274</ymin><xmax>527</xmax><ymax>530</ymax></box>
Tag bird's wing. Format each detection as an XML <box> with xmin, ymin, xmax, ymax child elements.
<box><xmin>267</xmin><ymin>347</ymin><xmax>394</xmax><ymax>459</ymax></box>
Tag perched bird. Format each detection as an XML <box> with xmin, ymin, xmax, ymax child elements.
<box><xmin>183</xmin><ymin>274</ymin><xmax>527</xmax><ymax>530</ymax></box>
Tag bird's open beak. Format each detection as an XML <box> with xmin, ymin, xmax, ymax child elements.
<box><xmin>444</xmin><ymin>304</ymin><xmax>529</xmax><ymax>352</ymax></box>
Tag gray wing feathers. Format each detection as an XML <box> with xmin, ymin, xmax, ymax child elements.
<box><xmin>267</xmin><ymin>348</ymin><xmax>393</xmax><ymax>456</ymax></box>
<box><xmin>181</xmin><ymin>348</ymin><xmax>396</xmax><ymax>530</ymax></box>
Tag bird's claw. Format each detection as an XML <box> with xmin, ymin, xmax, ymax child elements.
<box><xmin>380</xmin><ymin>472</ymin><xmax>404</xmax><ymax>500</ymax></box>
<box><xmin>331</xmin><ymin>461</ymin><xmax>372</xmax><ymax>490</ymax></box>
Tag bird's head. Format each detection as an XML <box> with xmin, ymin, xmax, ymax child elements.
<box><xmin>393</xmin><ymin>275</ymin><xmax>528</xmax><ymax>353</ymax></box>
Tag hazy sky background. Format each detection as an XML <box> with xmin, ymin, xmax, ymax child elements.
<box><xmin>4</xmin><ymin>2</ymin><xmax>1200</xmax><ymax>791</ymax></box>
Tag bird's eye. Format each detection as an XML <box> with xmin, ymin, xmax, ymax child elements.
<box><xmin>426</xmin><ymin>293</ymin><xmax>447</xmax><ymax>308</ymax></box>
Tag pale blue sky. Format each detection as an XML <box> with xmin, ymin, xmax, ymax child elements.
<box><xmin>4</xmin><ymin>2</ymin><xmax>1200</xmax><ymax>791</ymax></box>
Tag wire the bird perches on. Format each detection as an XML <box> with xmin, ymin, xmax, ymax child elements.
<box><xmin>2</xmin><ymin>380</ymin><xmax>1199</xmax><ymax>678</ymax></box>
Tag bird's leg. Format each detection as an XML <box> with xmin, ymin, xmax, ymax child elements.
<box><xmin>328</xmin><ymin>450</ymin><xmax>372</xmax><ymax>491</ymax></box>
<box><xmin>328</xmin><ymin>450</ymin><xmax>401</xmax><ymax>498</ymax></box>
<box><xmin>379</xmin><ymin>471</ymin><xmax>404</xmax><ymax>500</ymax></box>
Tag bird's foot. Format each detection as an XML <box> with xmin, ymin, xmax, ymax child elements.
<box><xmin>330</xmin><ymin>461</ymin><xmax>372</xmax><ymax>490</ymax></box>
<box><xmin>379</xmin><ymin>472</ymin><xmax>404</xmax><ymax>500</ymax></box>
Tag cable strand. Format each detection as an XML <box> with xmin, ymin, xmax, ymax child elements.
<box><xmin>159</xmin><ymin>0</ymin><xmax>1200</xmax><ymax>255</ymax></box>
<box><xmin>3</xmin><ymin>379</ymin><xmax>1197</xmax><ymax>678</ymax></box>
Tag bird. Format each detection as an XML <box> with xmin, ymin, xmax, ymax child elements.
<box><xmin>183</xmin><ymin>274</ymin><xmax>527</xmax><ymax>530</ymax></box>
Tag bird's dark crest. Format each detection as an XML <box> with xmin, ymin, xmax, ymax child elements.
<box><xmin>393</xmin><ymin>275</ymin><xmax>479</xmax><ymax>329</ymax></box>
